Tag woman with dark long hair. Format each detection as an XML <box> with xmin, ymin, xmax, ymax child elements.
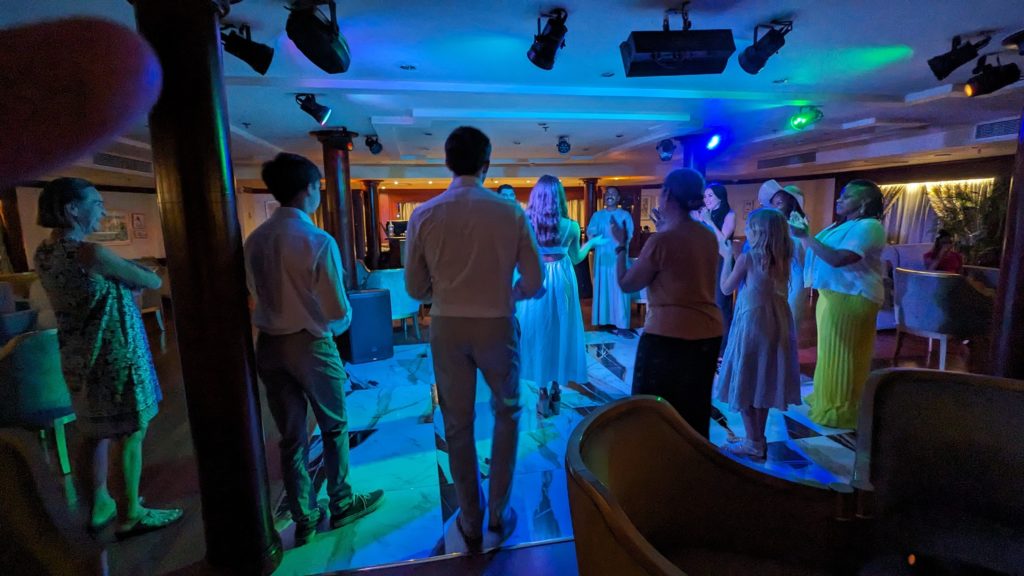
<box><xmin>518</xmin><ymin>175</ymin><xmax>604</xmax><ymax>392</ymax></box>
<box><xmin>697</xmin><ymin>183</ymin><xmax>736</xmax><ymax>357</ymax></box>
<box><xmin>794</xmin><ymin>179</ymin><xmax>886</xmax><ymax>429</ymax></box>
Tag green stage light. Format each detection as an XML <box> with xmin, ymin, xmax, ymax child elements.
<box><xmin>789</xmin><ymin>106</ymin><xmax>823</xmax><ymax>130</ymax></box>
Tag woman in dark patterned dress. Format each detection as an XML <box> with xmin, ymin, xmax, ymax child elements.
<box><xmin>34</xmin><ymin>178</ymin><xmax>182</xmax><ymax>538</ymax></box>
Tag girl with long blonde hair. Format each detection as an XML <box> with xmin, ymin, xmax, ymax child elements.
<box><xmin>713</xmin><ymin>208</ymin><xmax>801</xmax><ymax>460</ymax></box>
<box><xmin>518</xmin><ymin>175</ymin><xmax>605</xmax><ymax>396</ymax></box>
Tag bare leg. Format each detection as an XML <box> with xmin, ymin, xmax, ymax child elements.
<box><xmin>119</xmin><ymin>427</ymin><xmax>146</xmax><ymax>523</ymax></box>
<box><xmin>84</xmin><ymin>437</ymin><xmax>115</xmax><ymax>526</ymax></box>
<box><xmin>753</xmin><ymin>408</ymin><xmax>770</xmax><ymax>444</ymax></box>
<box><xmin>738</xmin><ymin>408</ymin><xmax>758</xmax><ymax>443</ymax></box>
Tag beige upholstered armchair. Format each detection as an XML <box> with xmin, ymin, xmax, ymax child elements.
<box><xmin>566</xmin><ymin>397</ymin><xmax>857</xmax><ymax>575</ymax></box>
<box><xmin>891</xmin><ymin>267</ymin><xmax>993</xmax><ymax>370</ymax></box>
<box><xmin>854</xmin><ymin>369</ymin><xmax>1024</xmax><ymax>574</ymax></box>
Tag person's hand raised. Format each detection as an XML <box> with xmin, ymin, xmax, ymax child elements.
<box><xmin>609</xmin><ymin>219</ymin><xmax>627</xmax><ymax>246</ymax></box>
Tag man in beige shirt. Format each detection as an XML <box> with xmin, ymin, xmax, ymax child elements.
<box><xmin>405</xmin><ymin>127</ymin><xmax>542</xmax><ymax>552</ymax></box>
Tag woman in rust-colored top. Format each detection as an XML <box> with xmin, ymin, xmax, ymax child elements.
<box><xmin>611</xmin><ymin>168</ymin><xmax>724</xmax><ymax>437</ymax></box>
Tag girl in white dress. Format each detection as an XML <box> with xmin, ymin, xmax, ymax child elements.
<box><xmin>714</xmin><ymin>208</ymin><xmax>801</xmax><ymax>460</ymax></box>
<box><xmin>518</xmin><ymin>175</ymin><xmax>605</xmax><ymax>389</ymax></box>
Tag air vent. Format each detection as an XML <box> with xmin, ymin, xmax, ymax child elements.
<box><xmin>757</xmin><ymin>151</ymin><xmax>817</xmax><ymax>170</ymax></box>
<box><xmin>91</xmin><ymin>152</ymin><xmax>153</xmax><ymax>174</ymax></box>
<box><xmin>974</xmin><ymin>117</ymin><xmax>1020</xmax><ymax>141</ymax></box>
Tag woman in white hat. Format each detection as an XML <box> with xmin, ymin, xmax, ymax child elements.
<box><xmin>758</xmin><ymin>180</ymin><xmax>808</xmax><ymax>330</ymax></box>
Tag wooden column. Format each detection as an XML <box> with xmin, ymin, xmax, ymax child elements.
<box><xmin>132</xmin><ymin>2</ymin><xmax>281</xmax><ymax>573</ymax></box>
<box><xmin>0</xmin><ymin>187</ymin><xmax>29</xmax><ymax>272</ymax></box>
<box><xmin>352</xmin><ymin>187</ymin><xmax>366</xmax><ymax>262</ymax></box>
<box><xmin>581</xmin><ymin>177</ymin><xmax>599</xmax><ymax>230</ymax></box>
<box><xmin>993</xmin><ymin>106</ymin><xmax>1024</xmax><ymax>379</ymax></box>
<box><xmin>312</xmin><ymin>129</ymin><xmax>357</xmax><ymax>290</ymax></box>
<box><xmin>363</xmin><ymin>179</ymin><xmax>382</xmax><ymax>269</ymax></box>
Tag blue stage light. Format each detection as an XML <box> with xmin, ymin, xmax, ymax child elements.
<box><xmin>706</xmin><ymin>133</ymin><xmax>721</xmax><ymax>150</ymax></box>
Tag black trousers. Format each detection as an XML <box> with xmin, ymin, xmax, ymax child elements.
<box><xmin>631</xmin><ymin>332</ymin><xmax>722</xmax><ymax>439</ymax></box>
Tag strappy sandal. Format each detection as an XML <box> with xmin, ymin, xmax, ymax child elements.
<box><xmin>115</xmin><ymin>507</ymin><xmax>183</xmax><ymax>540</ymax></box>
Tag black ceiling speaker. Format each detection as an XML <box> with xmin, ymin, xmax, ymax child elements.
<box><xmin>620</xmin><ymin>4</ymin><xmax>734</xmax><ymax>77</ymax></box>
<box><xmin>287</xmin><ymin>0</ymin><xmax>351</xmax><ymax>74</ymax></box>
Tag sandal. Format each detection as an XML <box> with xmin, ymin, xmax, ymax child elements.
<box><xmin>722</xmin><ymin>439</ymin><xmax>767</xmax><ymax>461</ymax></box>
<box><xmin>87</xmin><ymin>506</ymin><xmax>117</xmax><ymax>535</ymax></box>
<box><xmin>115</xmin><ymin>507</ymin><xmax>184</xmax><ymax>541</ymax></box>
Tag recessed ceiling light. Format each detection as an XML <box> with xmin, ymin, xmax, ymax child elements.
<box><xmin>399</xmin><ymin>64</ymin><xmax>417</xmax><ymax>71</ymax></box>
<box><xmin>615</xmin><ymin>134</ymin><xmax>624</xmax><ymax>138</ymax></box>
<box><xmin>526</xmin><ymin>179</ymin><xmax>532</xmax><ymax>183</ymax></box>
<box><xmin>393</xmin><ymin>180</ymin><xmax>398</xmax><ymax>184</ymax></box>
<box><xmin>613</xmin><ymin>177</ymin><xmax>622</xmax><ymax>180</ymax></box>
<box><xmin>513</xmin><ymin>140</ymin><xmax>522</xmax><ymax>145</ymax></box>
<box><xmin>428</xmin><ymin>180</ymin><xmax>433</xmax><ymax>184</ymax></box>
<box><xmin>494</xmin><ymin>179</ymin><xmax>500</xmax><ymax>183</ymax></box>
<box><xmin>601</xmin><ymin>71</ymin><xmax>615</xmax><ymax>77</ymax></box>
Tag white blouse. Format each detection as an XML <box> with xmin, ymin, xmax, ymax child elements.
<box><xmin>805</xmin><ymin>218</ymin><xmax>886</xmax><ymax>305</ymax></box>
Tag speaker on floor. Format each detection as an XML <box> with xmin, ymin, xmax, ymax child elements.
<box><xmin>336</xmin><ymin>289</ymin><xmax>394</xmax><ymax>364</ymax></box>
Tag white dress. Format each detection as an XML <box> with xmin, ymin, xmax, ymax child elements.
<box><xmin>517</xmin><ymin>219</ymin><xmax>588</xmax><ymax>387</ymax></box>
<box><xmin>714</xmin><ymin>255</ymin><xmax>801</xmax><ymax>411</ymax></box>
<box><xmin>587</xmin><ymin>208</ymin><xmax>633</xmax><ymax>329</ymax></box>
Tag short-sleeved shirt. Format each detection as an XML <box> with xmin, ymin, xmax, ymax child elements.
<box><xmin>637</xmin><ymin>221</ymin><xmax>723</xmax><ymax>340</ymax></box>
<box><xmin>806</xmin><ymin>218</ymin><xmax>886</xmax><ymax>304</ymax></box>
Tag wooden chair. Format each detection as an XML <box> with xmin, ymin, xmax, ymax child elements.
<box><xmin>0</xmin><ymin>329</ymin><xmax>76</xmax><ymax>475</ymax></box>
<box><xmin>566</xmin><ymin>397</ymin><xmax>858</xmax><ymax>575</ymax></box>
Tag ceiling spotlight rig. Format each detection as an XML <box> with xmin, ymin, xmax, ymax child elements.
<box><xmin>656</xmin><ymin>138</ymin><xmax>676</xmax><ymax>161</ymax></box>
<box><xmin>557</xmin><ymin>135</ymin><xmax>571</xmax><ymax>154</ymax></box>
<box><xmin>295</xmin><ymin>93</ymin><xmax>332</xmax><ymax>125</ymax></box>
<box><xmin>738</xmin><ymin>20</ymin><xmax>793</xmax><ymax>75</ymax></box>
<box><xmin>221</xmin><ymin>24</ymin><xmax>274</xmax><ymax>75</ymax></box>
<box><xmin>927</xmin><ymin>34</ymin><xmax>992</xmax><ymax>81</ymax></box>
<box><xmin>964</xmin><ymin>55</ymin><xmax>1021</xmax><ymax>97</ymax></box>
<box><xmin>528</xmin><ymin>8</ymin><xmax>569</xmax><ymax>70</ymax></box>
<box><xmin>364</xmin><ymin>135</ymin><xmax>383</xmax><ymax>155</ymax></box>
<box><xmin>287</xmin><ymin>0</ymin><xmax>351</xmax><ymax>74</ymax></box>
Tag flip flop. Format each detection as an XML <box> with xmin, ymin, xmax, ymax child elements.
<box><xmin>87</xmin><ymin>506</ymin><xmax>117</xmax><ymax>535</ymax></box>
<box><xmin>115</xmin><ymin>508</ymin><xmax>184</xmax><ymax>541</ymax></box>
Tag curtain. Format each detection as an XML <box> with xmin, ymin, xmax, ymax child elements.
<box><xmin>396</xmin><ymin>202</ymin><xmax>421</xmax><ymax>221</ymax></box>
<box><xmin>567</xmin><ymin>199</ymin><xmax>584</xmax><ymax>226</ymax></box>
<box><xmin>925</xmin><ymin>179</ymin><xmax>995</xmax><ymax>244</ymax></box>
<box><xmin>881</xmin><ymin>183</ymin><xmax>937</xmax><ymax>244</ymax></box>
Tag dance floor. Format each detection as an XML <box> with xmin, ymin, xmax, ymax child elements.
<box><xmin>270</xmin><ymin>329</ymin><xmax>856</xmax><ymax>575</ymax></box>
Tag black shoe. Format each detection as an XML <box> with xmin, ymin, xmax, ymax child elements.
<box><xmin>456</xmin><ymin>514</ymin><xmax>483</xmax><ymax>554</ymax></box>
<box><xmin>330</xmin><ymin>490</ymin><xmax>385</xmax><ymax>529</ymax></box>
<box><xmin>487</xmin><ymin>507</ymin><xmax>517</xmax><ymax>548</ymax></box>
<box><xmin>294</xmin><ymin>505</ymin><xmax>324</xmax><ymax>547</ymax></box>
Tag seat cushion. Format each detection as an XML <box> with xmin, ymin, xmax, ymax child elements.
<box><xmin>663</xmin><ymin>546</ymin><xmax>831</xmax><ymax>576</ymax></box>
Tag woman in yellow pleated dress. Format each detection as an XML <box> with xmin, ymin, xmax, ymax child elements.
<box><xmin>792</xmin><ymin>180</ymin><xmax>886</xmax><ymax>429</ymax></box>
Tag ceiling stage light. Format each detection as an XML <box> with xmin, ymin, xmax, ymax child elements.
<box><xmin>557</xmin><ymin>136</ymin><xmax>571</xmax><ymax>154</ymax></box>
<box><xmin>656</xmin><ymin>139</ymin><xmax>676</xmax><ymax>161</ymax></box>
<box><xmin>287</xmin><ymin>0</ymin><xmax>351</xmax><ymax>74</ymax></box>
<box><xmin>528</xmin><ymin>8</ymin><xmax>568</xmax><ymax>70</ymax></box>
<box><xmin>295</xmin><ymin>93</ymin><xmax>331</xmax><ymax>125</ymax></box>
<box><xmin>705</xmin><ymin>133</ymin><xmax>722</xmax><ymax>150</ymax></box>
<box><xmin>222</xmin><ymin>24</ymin><xmax>274</xmax><ymax>75</ymax></box>
<box><xmin>927</xmin><ymin>35</ymin><xmax>991</xmax><ymax>81</ymax></box>
<box><xmin>964</xmin><ymin>56</ymin><xmax>1021</xmax><ymax>97</ymax></box>
<box><xmin>738</xmin><ymin>21</ymin><xmax>792</xmax><ymax>75</ymax></box>
<box><xmin>365</xmin><ymin>135</ymin><xmax>383</xmax><ymax>155</ymax></box>
<box><xmin>789</xmin><ymin>106</ymin><xmax>823</xmax><ymax>130</ymax></box>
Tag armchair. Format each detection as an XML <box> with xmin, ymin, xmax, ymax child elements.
<box><xmin>891</xmin><ymin>268</ymin><xmax>993</xmax><ymax>371</ymax></box>
<box><xmin>0</xmin><ymin>329</ymin><xmax>75</xmax><ymax>475</ymax></box>
<box><xmin>566</xmin><ymin>397</ymin><xmax>856</xmax><ymax>575</ymax></box>
<box><xmin>365</xmin><ymin>268</ymin><xmax>422</xmax><ymax>340</ymax></box>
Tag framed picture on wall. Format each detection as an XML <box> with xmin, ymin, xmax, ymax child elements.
<box><xmin>131</xmin><ymin>212</ymin><xmax>146</xmax><ymax>230</ymax></box>
<box><xmin>86</xmin><ymin>210</ymin><xmax>131</xmax><ymax>245</ymax></box>
<box><xmin>133</xmin><ymin>229</ymin><xmax>148</xmax><ymax>239</ymax></box>
<box><xmin>639</xmin><ymin>186</ymin><xmax>660</xmax><ymax>231</ymax></box>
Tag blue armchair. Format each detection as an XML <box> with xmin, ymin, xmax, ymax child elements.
<box><xmin>0</xmin><ymin>329</ymin><xmax>75</xmax><ymax>475</ymax></box>
<box><xmin>365</xmin><ymin>268</ymin><xmax>422</xmax><ymax>340</ymax></box>
<box><xmin>892</xmin><ymin>267</ymin><xmax>993</xmax><ymax>371</ymax></box>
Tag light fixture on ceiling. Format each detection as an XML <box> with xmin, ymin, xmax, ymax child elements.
<box><xmin>527</xmin><ymin>8</ymin><xmax>568</xmax><ymax>70</ymax></box>
<box><xmin>286</xmin><ymin>0</ymin><xmax>351</xmax><ymax>74</ymax></box>
<box><xmin>656</xmin><ymin>138</ymin><xmax>676</xmax><ymax>161</ymax></box>
<box><xmin>788</xmin><ymin>106</ymin><xmax>823</xmax><ymax>130</ymax></box>
<box><xmin>964</xmin><ymin>55</ymin><xmax>1021</xmax><ymax>97</ymax></box>
<box><xmin>295</xmin><ymin>93</ymin><xmax>331</xmax><ymax>125</ymax></box>
<box><xmin>1004</xmin><ymin>29</ymin><xmax>1024</xmax><ymax>55</ymax></box>
<box><xmin>364</xmin><ymin>135</ymin><xmax>383</xmax><ymax>155</ymax></box>
<box><xmin>399</xmin><ymin>64</ymin><xmax>417</xmax><ymax>71</ymax></box>
<box><xmin>557</xmin><ymin>136</ymin><xmax>571</xmax><ymax>154</ymax></box>
<box><xmin>705</xmin><ymin>133</ymin><xmax>722</xmax><ymax>150</ymax></box>
<box><xmin>738</xmin><ymin>20</ymin><xmax>792</xmax><ymax>75</ymax></box>
<box><xmin>221</xmin><ymin>24</ymin><xmax>274</xmax><ymax>75</ymax></box>
<box><xmin>927</xmin><ymin>34</ymin><xmax>991</xmax><ymax>80</ymax></box>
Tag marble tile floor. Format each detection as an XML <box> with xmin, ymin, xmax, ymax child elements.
<box><xmin>272</xmin><ymin>330</ymin><xmax>856</xmax><ymax>575</ymax></box>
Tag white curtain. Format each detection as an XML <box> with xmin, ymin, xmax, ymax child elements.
<box><xmin>396</xmin><ymin>202</ymin><xmax>421</xmax><ymax>221</ymax></box>
<box><xmin>881</xmin><ymin>183</ymin><xmax>937</xmax><ymax>244</ymax></box>
<box><xmin>567</xmin><ymin>199</ymin><xmax>585</xmax><ymax>226</ymax></box>
<box><xmin>881</xmin><ymin>178</ymin><xmax>994</xmax><ymax>245</ymax></box>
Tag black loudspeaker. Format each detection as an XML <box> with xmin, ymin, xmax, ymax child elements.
<box><xmin>337</xmin><ymin>289</ymin><xmax>394</xmax><ymax>364</ymax></box>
